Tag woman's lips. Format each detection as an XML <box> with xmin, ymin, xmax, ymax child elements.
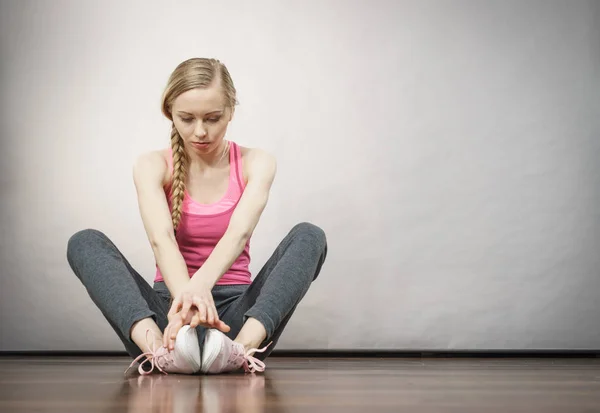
<box><xmin>192</xmin><ymin>142</ymin><xmax>210</xmax><ymax>149</ymax></box>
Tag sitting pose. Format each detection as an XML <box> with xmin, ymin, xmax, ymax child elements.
<box><xmin>66</xmin><ymin>57</ymin><xmax>328</xmax><ymax>375</ymax></box>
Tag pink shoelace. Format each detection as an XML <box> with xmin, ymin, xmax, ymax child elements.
<box><xmin>124</xmin><ymin>329</ymin><xmax>173</xmax><ymax>376</ymax></box>
<box><xmin>240</xmin><ymin>342</ymin><xmax>272</xmax><ymax>373</ymax></box>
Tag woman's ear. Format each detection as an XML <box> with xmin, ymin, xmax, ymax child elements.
<box><xmin>229</xmin><ymin>106</ymin><xmax>235</xmax><ymax>121</ymax></box>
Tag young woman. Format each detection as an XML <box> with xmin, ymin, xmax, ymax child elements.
<box><xmin>66</xmin><ymin>58</ymin><xmax>328</xmax><ymax>375</ymax></box>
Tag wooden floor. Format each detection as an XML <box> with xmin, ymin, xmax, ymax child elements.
<box><xmin>0</xmin><ymin>356</ymin><xmax>599</xmax><ymax>412</ymax></box>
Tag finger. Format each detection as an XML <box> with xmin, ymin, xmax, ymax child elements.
<box><xmin>190</xmin><ymin>311</ymin><xmax>201</xmax><ymax>328</ymax></box>
<box><xmin>192</xmin><ymin>298</ymin><xmax>208</xmax><ymax>325</ymax></box>
<box><xmin>168</xmin><ymin>297</ymin><xmax>182</xmax><ymax>318</ymax></box>
<box><xmin>190</xmin><ymin>306</ymin><xmax>200</xmax><ymax>328</ymax></box>
<box><xmin>163</xmin><ymin>317</ymin><xmax>177</xmax><ymax>348</ymax></box>
<box><xmin>207</xmin><ymin>300</ymin><xmax>225</xmax><ymax>329</ymax></box>
<box><xmin>163</xmin><ymin>322</ymin><xmax>172</xmax><ymax>348</ymax></box>
<box><xmin>206</xmin><ymin>304</ymin><xmax>216</xmax><ymax>326</ymax></box>
<box><xmin>217</xmin><ymin>319</ymin><xmax>231</xmax><ymax>333</ymax></box>
<box><xmin>163</xmin><ymin>315</ymin><xmax>182</xmax><ymax>350</ymax></box>
<box><xmin>180</xmin><ymin>296</ymin><xmax>194</xmax><ymax>321</ymax></box>
<box><xmin>168</xmin><ymin>318</ymin><xmax>183</xmax><ymax>351</ymax></box>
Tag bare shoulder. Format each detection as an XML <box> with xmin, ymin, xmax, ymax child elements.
<box><xmin>132</xmin><ymin>149</ymin><xmax>170</xmax><ymax>188</ymax></box>
<box><xmin>238</xmin><ymin>145</ymin><xmax>277</xmax><ymax>184</ymax></box>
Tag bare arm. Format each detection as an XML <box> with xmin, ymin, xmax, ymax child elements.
<box><xmin>187</xmin><ymin>148</ymin><xmax>277</xmax><ymax>291</ymax></box>
<box><xmin>132</xmin><ymin>151</ymin><xmax>190</xmax><ymax>298</ymax></box>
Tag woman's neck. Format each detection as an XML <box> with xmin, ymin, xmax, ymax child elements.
<box><xmin>187</xmin><ymin>140</ymin><xmax>229</xmax><ymax>173</ymax></box>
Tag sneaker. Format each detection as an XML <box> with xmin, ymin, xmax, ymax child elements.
<box><xmin>124</xmin><ymin>325</ymin><xmax>201</xmax><ymax>375</ymax></box>
<box><xmin>200</xmin><ymin>329</ymin><xmax>271</xmax><ymax>374</ymax></box>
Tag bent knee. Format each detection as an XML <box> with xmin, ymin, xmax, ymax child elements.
<box><xmin>293</xmin><ymin>222</ymin><xmax>327</xmax><ymax>246</ymax></box>
<box><xmin>292</xmin><ymin>223</ymin><xmax>328</xmax><ymax>281</ymax></box>
<box><xmin>67</xmin><ymin>228</ymin><xmax>107</xmax><ymax>262</ymax></box>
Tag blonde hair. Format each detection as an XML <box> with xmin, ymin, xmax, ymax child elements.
<box><xmin>160</xmin><ymin>58</ymin><xmax>238</xmax><ymax>232</ymax></box>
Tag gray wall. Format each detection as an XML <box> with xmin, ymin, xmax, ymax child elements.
<box><xmin>1</xmin><ymin>0</ymin><xmax>599</xmax><ymax>351</ymax></box>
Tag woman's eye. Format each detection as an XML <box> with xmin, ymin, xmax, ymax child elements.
<box><xmin>181</xmin><ymin>117</ymin><xmax>220</xmax><ymax>123</ymax></box>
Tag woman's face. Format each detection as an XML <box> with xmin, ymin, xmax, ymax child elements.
<box><xmin>171</xmin><ymin>85</ymin><xmax>233</xmax><ymax>156</ymax></box>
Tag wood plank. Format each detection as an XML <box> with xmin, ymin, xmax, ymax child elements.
<box><xmin>0</xmin><ymin>357</ymin><xmax>599</xmax><ymax>412</ymax></box>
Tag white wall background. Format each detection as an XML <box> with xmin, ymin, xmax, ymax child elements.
<box><xmin>1</xmin><ymin>0</ymin><xmax>599</xmax><ymax>351</ymax></box>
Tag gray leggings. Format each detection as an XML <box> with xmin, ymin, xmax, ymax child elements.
<box><xmin>66</xmin><ymin>222</ymin><xmax>327</xmax><ymax>363</ymax></box>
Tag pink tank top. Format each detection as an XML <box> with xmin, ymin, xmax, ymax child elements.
<box><xmin>154</xmin><ymin>140</ymin><xmax>252</xmax><ymax>285</ymax></box>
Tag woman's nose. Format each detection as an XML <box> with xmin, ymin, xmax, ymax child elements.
<box><xmin>194</xmin><ymin>122</ymin><xmax>206</xmax><ymax>137</ymax></box>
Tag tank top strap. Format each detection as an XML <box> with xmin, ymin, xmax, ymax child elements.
<box><xmin>230</xmin><ymin>141</ymin><xmax>245</xmax><ymax>192</ymax></box>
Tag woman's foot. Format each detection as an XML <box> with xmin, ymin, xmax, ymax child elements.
<box><xmin>125</xmin><ymin>325</ymin><xmax>201</xmax><ymax>375</ymax></box>
<box><xmin>200</xmin><ymin>329</ymin><xmax>270</xmax><ymax>374</ymax></box>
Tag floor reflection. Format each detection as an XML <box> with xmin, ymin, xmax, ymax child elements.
<box><xmin>116</xmin><ymin>373</ymin><xmax>279</xmax><ymax>413</ymax></box>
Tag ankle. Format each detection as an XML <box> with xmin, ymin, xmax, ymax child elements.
<box><xmin>130</xmin><ymin>318</ymin><xmax>164</xmax><ymax>354</ymax></box>
<box><xmin>233</xmin><ymin>318</ymin><xmax>268</xmax><ymax>352</ymax></box>
<box><xmin>234</xmin><ymin>338</ymin><xmax>256</xmax><ymax>353</ymax></box>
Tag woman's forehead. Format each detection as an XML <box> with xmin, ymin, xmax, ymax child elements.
<box><xmin>174</xmin><ymin>87</ymin><xmax>225</xmax><ymax>114</ymax></box>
